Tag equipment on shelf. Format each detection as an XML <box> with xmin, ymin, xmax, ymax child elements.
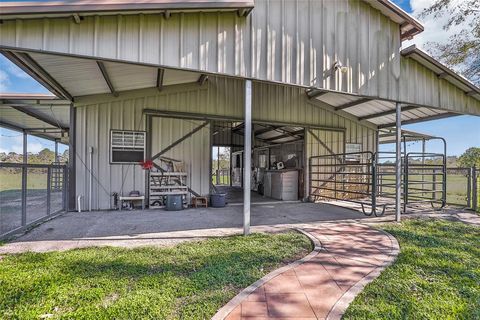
<box><xmin>148</xmin><ymin>157</ymin><xmax>189</xmax><ymax>209</ymax></box>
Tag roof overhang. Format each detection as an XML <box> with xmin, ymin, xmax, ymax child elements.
<box><xmin>306</xmin><ymin>88</ymin><xmax>461</xmax><ymax>129</ymax></box>
<box><xmin>364</xmin><ymin>0</ymin><xmax>424</xmax><ymax>41</ymax></box>
<box><xmin>0</xmin><ymin>49</ymin><xmax>210</xmax><ymax>101</ymax></box>
<box><xmin>378</xmin><ymin>128</ymin><xmax>437</xmax><ymax>144</ymax></box>
<box><xmin>1</xmin><ymin>47</ymin><xmax>476</xmax><ymax>132</ymax></box>
<box><xmin>402</xmin><ymin>45</ymin><xmax>480</xmax><ymax>100</ymax></box>
<box><xmin>0</xmin><ymin>93</ymin><xmax>70</xmax><ymax>143</ymax></box>
<box><xmin>0</xmin><ymin>0</ymin><xmax>255</xmax><ymax>20</ymax></box>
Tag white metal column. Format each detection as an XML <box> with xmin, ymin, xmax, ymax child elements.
<box><xmin>243</xmin><ymin>80</ymin><xmax>252</xmax><ymax>235</ymax></box>
<box><xmin>395</xmin><ymin>102</ymin><xmax>402</xmax><ymax>222</ymax></box>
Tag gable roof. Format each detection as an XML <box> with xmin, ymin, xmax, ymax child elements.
<box><xmin>401</xmin><ymin>45</ymin><xmax>480</xmax><ymax>100</ymax></box>
<box><xmin>365</xmin><ymin>0</ymin><xmax>423</xmax><ymax>40</ymax></box>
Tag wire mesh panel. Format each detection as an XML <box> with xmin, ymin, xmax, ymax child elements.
<box><xmin>444</xmin><ymin>168</ymin><xmax>471</xmax><ymax>207</ymax></box>
<box><xmin>0</xmin><ymin>166</ymin><xmax>22</xmax><ymax>236</ymax></box>
<box><xmin>50</xmin><ymin>166</ymin><xmax>66</xmax><ymax>214</ymax></box>
<box><xmin>0</xmin><ymin>163</ymin><xmax>67</xmax><ymax>239</ymax></box>
<box><xmin>26</xmin><ymin>167</ymin><xmax>48</xmax><ymax>224</ymax></box>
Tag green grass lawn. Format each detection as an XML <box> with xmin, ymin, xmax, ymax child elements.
<box><xmin>344</xmin><ymin>219</ymin><xmax>480</xmax><ymax>319</ymax></box>
<box><xmin>0</xmin><ymin>232</ymin><xmax>310</xmax><ymax>319</ymax></box>
<box><xmin>212</xmin><ymin>175</ymin><xmax>231</xmax><ymax>185</ymax></box>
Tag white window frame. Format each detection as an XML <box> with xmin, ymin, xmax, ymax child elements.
<box><xmin>110</xmin><ymin>130</ymin><xmax>146</xmax><ymax>164</ymax></box>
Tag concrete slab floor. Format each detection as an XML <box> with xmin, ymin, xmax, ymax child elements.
<box><xmin>0</xmin><ymin>202</ymin><xmax>372</xmax><ymax>254</ymax></box>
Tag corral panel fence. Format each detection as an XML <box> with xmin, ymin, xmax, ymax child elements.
<box><xmin>0</xmin><ymin>162</ymin><xmax>67</xmax><ymax>239</ymax></box>
<box><xmin>310</xmin><ymin>150</ymin><xmax>479</xmax><ymax>213</ymax></box>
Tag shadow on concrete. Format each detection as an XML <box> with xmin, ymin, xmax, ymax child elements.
<box><xmin>8</xmin><ymin>202</ymin><xmax>368</xmax><ymax>243</ymax></box>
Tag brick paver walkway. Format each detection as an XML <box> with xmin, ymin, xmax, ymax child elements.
<box><xmin>220</xmin><ymin>223</ymin><xmax>398</xmax><ymax>320</ymax></box>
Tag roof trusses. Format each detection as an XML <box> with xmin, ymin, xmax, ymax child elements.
<box><xmin>305</xmin><ymin>88</ymin><xmax>461</xmax><ymax>129</ymax></box>
<box><xmin>0</xmin><ymin>94</ymin><xmax>70</xmax><ymax>143</ymax></box>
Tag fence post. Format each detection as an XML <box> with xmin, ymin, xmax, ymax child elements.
<box><xmin>46</xmin><ymin>167</ymin><xmax>51</xmax><ymax>215</ymax></box>
<box><xmin>21</xmin><ymin>131</ymin><xmax>27</xmax><ymax>226</ymax></box>
<box><xmin>467</xmin><ymin>167</ymin><xmax>472</xmax><ymax>208</ymax></box>
<box><xmin>63</xmin><ymin>166</ymin><xmax>68</xmax><ymax>211</ymax></box>
<box><xmin>473</xmin><ymin>166</ymin><xmax>478</xmax><ymax>211</ymax></box>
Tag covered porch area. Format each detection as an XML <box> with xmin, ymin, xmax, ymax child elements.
<box><xmin>0</xmin><ymin>44</ymin><xmax>479</xmax><ymax>239</ymax></box>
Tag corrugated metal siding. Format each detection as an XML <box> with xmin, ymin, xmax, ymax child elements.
<box><xmin>150</xmin><ymin>117</ymin><xmax>210</xmax><ymax>197</ymax></box>
<box><xmin>1</xmin><ymin>0</ymin><xmax>401</xmax><ymax>100</ymax></box>
<box><xmin>75</xmin><ymin>76</ymin><xmax>377</xmax><ymax>209</ymax></box>
<box><xmin>399</xmin><ymin>57</ymin><xmax>479</xmax><ymax>115</ymax></box>
<box><xmin>305</xmin><ymin>129</ymin><xmax>346</xmax><ymax>198</ymax></box>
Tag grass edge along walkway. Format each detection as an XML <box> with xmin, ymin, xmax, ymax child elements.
<box><xmin>344</xmin><ymin>218</ymin><xmax>479</xmax><ymax>319</ymax></box>
<box><xmin>0</xmin><ymin>231</ymin><xmax>311</xmax><ymax>319</ymax></box>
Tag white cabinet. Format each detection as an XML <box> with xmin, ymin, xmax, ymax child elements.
<box><xmin>265</xmin><ymin>170</ymin><xmax>298</xmax><ymax>201</ymax></box>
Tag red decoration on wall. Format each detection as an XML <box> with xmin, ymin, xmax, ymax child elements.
<box><xmin>140</xmin><ymin>160</ymin><xmax>154</xmax><ymax>170</ymax></box>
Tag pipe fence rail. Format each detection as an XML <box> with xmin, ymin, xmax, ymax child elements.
<box><xmin>0</xmin><ymin>162</ymin><xmax>67</xmax><ymax>239</ymax></box>
<box><xmin>404</xmin><ymin>152</ymin><xmax>446</xmax><ymax>211</ymax></box>
<box><xmin>309</xmin><ymin>151</ymin><xmax>478</xmax><ymax>214</ymax></box>
<box><xmin>309</xmin><ymin>151</ymin><xmax>386</xmax><ymax>217</ymax></box>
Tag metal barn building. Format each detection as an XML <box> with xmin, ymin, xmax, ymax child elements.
<box><xmin>1</xmin><ymin>0</ymin><xmax>479</xmax><ymax>236</ymax></box>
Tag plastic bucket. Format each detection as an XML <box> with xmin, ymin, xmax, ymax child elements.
<box><xmin>166</xmin><ymin>194</ymin><xmax>183</xmax><ymax>211</ymax></box>
<box><xmin>210</xmin><ymin>193</ymin><xmax>226</xmax><ymax>208</ymax></box>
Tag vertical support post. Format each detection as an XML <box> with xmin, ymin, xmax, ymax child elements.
<box><xmin>88</xmin><ymin>146</ymin><xmax>93</xmax><ymax>211</ymax></box>
<box><xmin>216</xmin><ymin>146</ymin><xmax>220</xmax><ymax>185</ymax></box>
<box><xmin>472</xmin><ymin>166</ymin><xmax>477</xmax><ymax>211</ymax></box>
<box><xmin>46</xmin><ymin>166</ymin><xmax>51</xmax><ymax>215</ymax></box>
<box><xmin>371</xmin><ymin>153</ymin><xmax>377</xmax><ymax>213</ymax></box>
<box><xmin>21</xmin><ymin>131</ymin><xmax>27</xmax><ymax>226</ymax></box>
<box><xmin>395</xmin><ymin>102</ymin><xmax>402</xmax><ymax>222</ymax></box>
<box><xmin>229</xmin><ymin>147</ymin><xmax>233</xmax><ymax>187</ymax></box>
<box><xmin>402</xmin><ymin>135</ymin><xmax>408</xmax><ymax>212</ymax></box>
<box><xmin>145</xmin><ymin>114</ymin><xmax>152</xmax><ymax>208</ymax></box>
<box><xmin>68</xmin><ymin>104</ymin><xmax>76</xmax><ymax>211</ymax></box>
<box><xmin>54</xmin><ymin>139</ymin><xmax>59</xmax><ymax>163</ymax></box>
<box><xmin>375</xmin><ymin>130</ymin><xmax>379</xmax><ymax>195</ymax></box>
<box><xmin>243</xmin><ymin>79</ymin><xmax>252</xmax><ymax>235</ymax></box>
<box><xmin>62</xmin><ymin>166</ymin><xmax>68</xmax><ymax>211</ymax></box>
<box><xmin>467</xmin><ymin>167</ymin><xmax>472</xmax><ymax>208</ymax></box>
<box><xmin>422</xmin><ymin>138</ymin><xmax>425</xmax><ymax>196</ymax></box>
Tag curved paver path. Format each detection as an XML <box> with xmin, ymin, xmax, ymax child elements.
<box><xmin>214</xmin><ymin>223</ymin><xmax>399</xmax><ymax>320</ymax></box>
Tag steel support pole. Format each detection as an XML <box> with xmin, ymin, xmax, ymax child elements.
<box><xmin>54</xmin><ymin>139</ymin><xmax>59</xmax><ymax>163</ymax></box>
<box><xmin>68</xmin><ymin>104</ymin><xmax>76</xmax><ymax>211</ymax></box>
<box><xmin>467</xmin><ymin>167</ymin><xmax>472</xmax><ymax>208</ymax></box>
<box><xmin>473</xmin><ymin>167</ymin><xmax>478</xmax><ymax>211</ymax></box>
<box><xmin>422</xmin><ymin>138</ymin><xmax>425</xmax><ymax>197</ymax></box>
<box><xmin>46</xmin><ymin>167</ymin><xmax>51</xmax><ymax>215</ymax></box>
<box><xmin>21</xmin><ymin>131</ymin><xmax>27</xmax><ymax>226</ymax></box>
<box><xmin>395</xmin><ymin>103</ymin><xmax>402</xmax><ymax>222</ymax></box>
<box><xmin>243</xmin><ymin>80</ymin><xmax>252</xmax><ymax>235</ymax></box>
<box><xmin>217</xmin><ymin>146</ymin><xmax>220</xmax><ymax>185</ymax></box>
<box><xmin>88</xmin><ymin>146</ymin><xmax>93</xmax><ymax>212</ymax></box>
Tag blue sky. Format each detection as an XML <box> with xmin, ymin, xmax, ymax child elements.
<box><xmin>0</xmin><ymin>0</ymin><xmax>478</xmax><ymax>156</ymax></box>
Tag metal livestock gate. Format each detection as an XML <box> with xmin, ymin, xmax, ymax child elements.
<box><xmin>309</xmin><ymin>146</ymin><xmax>448</xmax><ymax>216</ymax></box>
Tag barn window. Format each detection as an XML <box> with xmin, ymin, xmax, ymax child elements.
<box><xmin>110</xmin><ymin>130</ymin><xmax>146</xmax><ymax>164</ymax></box>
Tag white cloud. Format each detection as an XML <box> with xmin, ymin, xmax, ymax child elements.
<box><xmin>0</xmin><ymin>134</ymin><xmax>50</xmax><ymax>154</ymax></box>
<box><xmin>0</xmin><ymin>69</ymin><xmax>10</xmax><ymax>93</ymax></box>
<box><xmin>406</xmin><ymin>0</ymin><xmax>472</xmax><ymax>51</ymax></box>
<box><xmin>27</xmin><ymin>141</ymin><xmax>45</xmax><ymax>153</ymax></box>
<box><xmin>7</xmin><ymin>63</ymin><xmax>31</xmax><ymax>79</ymax></box>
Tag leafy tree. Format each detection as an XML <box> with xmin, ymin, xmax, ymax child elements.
<box><xmin>420</xmin><ymin>0</ymin><xmax>480</xmax><ymax>85</ymax></box>
<box><xmin>458</xmin><ymin>147</ymin><xmax>480</xmax><ymax>167</ymax></box>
